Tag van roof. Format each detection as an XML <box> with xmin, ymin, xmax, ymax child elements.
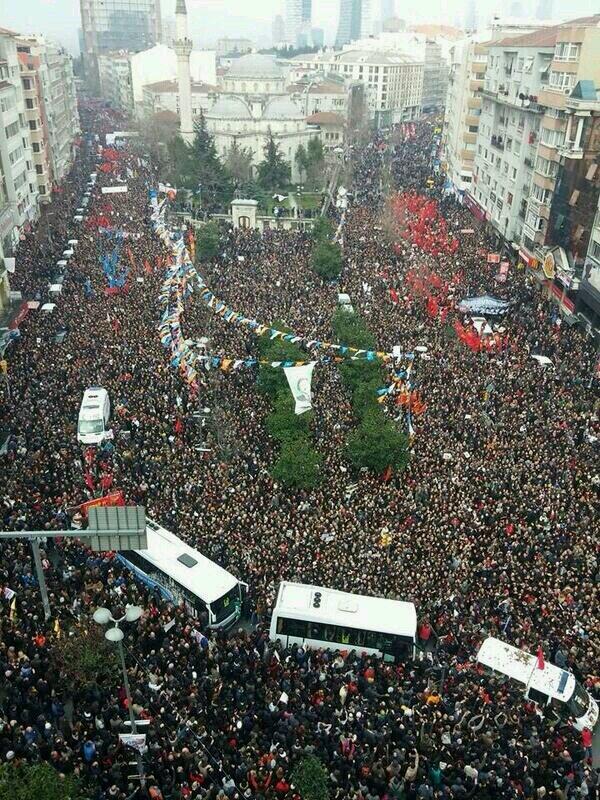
<box><xmin>477</xmin><ymin>637</ymin><xmax>575</xmax><ymax>701</ymax></box>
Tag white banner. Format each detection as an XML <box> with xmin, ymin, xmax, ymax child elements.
<box><xmin>102</xmin><ymin>185</ymin><xmax>128</xmax><ymax>194</ymax></box>
<box><xmin>118</xmin><ymin>733</ymin><xmax>147</xmax><ymax>753</ymax></box>
<box><xmin>4</xmin><ymin>257</ymin><xmax>15</xmax><ymax>273</ymax></box>
<box><xmin>283</xmin><ymin>363</ymin><xmax>315</xmax><ymax>415</ymax></box>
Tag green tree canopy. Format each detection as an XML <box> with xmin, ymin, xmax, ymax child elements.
<box><xmin>196</xmin><ymin>220</ymin><xmax>221</xmax><ymax>261</ymax></box>
<box><xmin>346</xmin><ymin>408</ymin><xmax>409</xmax><ymax>474</ymax></box>
<box><xmin>311</xmin><ymin>240</ymin><xmax>342</xmax><ymax>281</ymax></box>
<box><xmin>0</xmin><ymin>763</ymin><xmax>83</xmax><ymax>800</ymax></box>
<box><xmin>189</xmin><ymin>113</ymin><xmax>233</xmax><ymax>211</ymax></box>
<box><xmin>166</xmin><ymin>134</ymin><xmax>193</xmax><ymax>190</ymax></box>
<box><xmin>266</xmin><ymin>390</ymin><xmax>311</xmax><ymax>442</ymax></box>
<box><xmin>311</xmin><ymin>216</ymin><xmax>334</xmax><ymax>243</ymax></box>
<box><xmin>331</xmin><ymin>307</ymin><xmax>376</xmax><ymax>350</ymax></box>
<box><xmin>51</xmin><ymin>624</ymin><xmax>118</xmax><ymax>690</ymax></box>
<box><xmin>257</xmin><ymin>320</ymin><xmax>305</xmax><ymax>397</ymax></box>
<box><xmin>291</xmin><ymin>756</ymin><xmax>329</xmax><ymax>800</ymax></box>
<box><xmin>272</xmin><ymin>435</ymin><xmax>322</xmax><ymax>490</ymax></box>
<box><xmin>257</xmin><ymin>130</ymin><xmax>291</xmax><ymax>191</ymax></box>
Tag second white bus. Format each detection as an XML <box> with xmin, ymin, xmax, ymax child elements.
<box><xmin>117</xmin><ymin>519</ymin><xmax>244</xmax><ymax>629</ymax></box>
<box><xmin>269</xmin><ymin>581</ymin><xmax>417</xmax><ymax>662</ymax></box>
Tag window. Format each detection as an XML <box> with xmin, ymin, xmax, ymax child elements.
<box><xmin>468</xmin><ymin>125</ymin><xmax>478</xmax><ymax>133</ymax></box>
<box><xmin>22</xmin><ymin>78</ymin><xmax>31</xmax><ymax>90</ymax></box>
<box><xmin>0</xmin><ymin>93</ymin><xmax>16</xmax><ymax>113</ymax></box>
<box><xmin>4</xmin><ymin>120</ymin><xmax>19</xmax><ymax>139</ymax></box>
<box><xmin>25</xmin><ymin>98</ymin><xmax>34</xmax><ymax>109</ymax></box>
<box><xmin>590</xmin><ymin>239</ymin><xmax>600</xmax><ymax>262</ymax></box>
<box><xmin>549</xmin><ymin>71</ymin><xmax>574</xmax><ymax>93</ymax></box>
<box><xmin>554</xmin><ymin>42</ymin><xmax>580</xmax><ymax>62</ymax></box>
<box><xmin>9</xmin><ymin>146</ymin><xmax>24</xmax><ymax>166</ymax></box>
<box><xmin>28</xmin><ymin>120</ymin><xmax>37</xmax><ymax>131</ymax></box>
<box><xmin>532</xmin><ymin>183</ymin><xmax>550</xmax><ymax>204</ymax></box>
<box><xmin>35</xmin><ymin>164</ymin><xmax>43</xmax><ymax>175</ymax></box>
<box><xmin>535</xmin><ymin>155</ymin><xmax>558</xmax><ymax>178</ymax></box>
<box><xmin>39</xmin><ymin>184</ymin><xmax>46</xmax><ymax>195</ymax></box>
<box><xmin>540</xmin><ymin>127</ymin><xmax>565</xmax><ymax>148</ymax></box>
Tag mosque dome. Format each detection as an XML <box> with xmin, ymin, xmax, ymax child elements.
<box><xmin>206</xmin><ymin>95</ymin><xmax>253</xmax><ymax>120</ymax></box>
<box><xmin>227</xmin><ymin>53</ymin><xmax>284</xmax><ymax>80</ymax></box>
<box><xmin>263</xmin><ymin>95</ymin><xmax>305</xmax><ymax>120</ymax></box>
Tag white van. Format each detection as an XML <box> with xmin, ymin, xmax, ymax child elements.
<box><xmin>77</xmin><ymin>387</ymin><xmax>111</xmax><ymax>445</ymax></box>
<box><xmin>477</xmin><ymin>637</ymin><xmax>598</xmax><ymax>732</ymax></box>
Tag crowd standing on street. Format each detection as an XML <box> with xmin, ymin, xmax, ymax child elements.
<box><xmin>0</xmin><ymin>105</ymin><xmax>598</xmax><ymax>800</ymax></box>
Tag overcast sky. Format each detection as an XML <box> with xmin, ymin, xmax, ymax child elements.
<box><xmin>3</xmin><ymin>0</ymin><xmax>598</xmax><ymax>55</ymax></box>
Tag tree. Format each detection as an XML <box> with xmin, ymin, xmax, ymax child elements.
<box><xmin>166</xmin><ymin>133</ymin><xmax>193</xmax><ymax>190</ymax></box>
<box><xmin>311</xmin><ymin>216</ymin><xmax>333</xmax><ymax>243</ymax></box>
<box><xmin>196</xmin><ymin>220</ymin><xmax>221</xmax><ymax>261</ymax></box>
<box><xmin>266</xmin><ymin>390</ymin><xmax>311</xmax><ymax>441</ymax></box>
<box><xmin>257</xmin><ymin>320</ymin><xmax>304</xmax><ymax>397</ymax></box>
<box><xmin>189</xmin><ymin>112</ymin><xmax>233</xmax><ymax>211</ymax></box>
<box><xmin>291</xmin><ymin>756</ymin><xmax>329</xmax><ymax>800</ymax></box>
<box><xmin>346</xmin><ymin>408</ymin><xmax>409</xmax><ymax>474</ymax></box>
<box><xmin>305</xmin><ymin>136</ymin><xmax>325</xmax><ymax>189</ymax></box>
<box><xmin>311</xmin><ymin>240</ymin><xmax>342</xmax><ymax>281</ymax></box>
<box><xmin>272</xmin><ymin>436</ymin><xmax>321</xmax><ymax>490</ymax></box>
<box><xmin>0</xmin><ymin>763</ymin><xmax>83</xmax><ymax>800</ymax></box>
<box><xmin>295</xmin><ymin>143</ymin><xmax>308</xmax><ymax>176</ymax></box>
<box><xmin>225</xmin><ymin>140</ymin><xmax>254</xmax><ymax>186</ymax></box>
<box><xmin>331</xmin><ymin>307</ymin><xmax>376</xmax><ymax>350</ymax></box>
<box><xmin>257</xmin><ymin>130</ymin><xmax>290</xmax><ymax>191</ymax></box>
<box><xmin>51</xmin><ymin>624</ymin><xmax>118</xmax><ymax>690</ymax></box>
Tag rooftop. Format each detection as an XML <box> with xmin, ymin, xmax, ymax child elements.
<box><xmin>289</xmin><ymin>80</ymin><xmax>346</xmax><ymax>95</ymax></box>
<box><xmin>307</xmin><ymin>111</ymin><xmax>345</xmax><ymax>125</ymax></box>
<box><xmin>144</xmin><ymin>79</ymin><xmax>216</xmax><ymax>93</ymax></box>
<box><xmin>336</xmin><ymin>49</ymin><xmax>420</xmax><ymax>65</ymax></box>
<box><xmin>494</xmin><ymin>27</ymin><xmax>559</xmax><ymax>47</ymax></box>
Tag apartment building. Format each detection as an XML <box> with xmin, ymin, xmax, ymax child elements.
<box><xmin>422</xmin><ymin>39</ymin><xmax>448</xmax><ymax>112</ymax></box>
<box><xmin>468</xmin><ymin>29</ymin><xmax>555</xmax><ymax>244</ymax></box>
<box><xmin>142</xmin><ymin>78</ymin><xmax>216</xmax><ymax>120</ymax></box>
<box><xmin>288</xmin><ymin>78</ymin><xmax>349</xmax><ymax>118</ymax></box>
<box><xmin>0</xmin><ymin>28</ymin><xmax>39</xmax><ymax>254</ymax></box>
<box><xmin>289</xmin><ymin>49</ymin><xmax>423</xmax><ymax>126</ymax></box>
<box><xmin>442</xmin><ymin>37</ymin><xmax>488</xmax><ymax>200</ymax></box>
<box><xmin>98</xmin><ymin>52</ymin><xmax>135</xmax><ymax>114</ymax></box>
<box><xmin>579</xmin><ymin>195</ymin><xmax>600</xmax><ymax>326</ymax></box>
<box><xmin>16</xmin><ymin>36</ymin><xmax>80</xmax><ymax>200</ymax></box>
<box><xmin>520</xmin><ymin>15</ymin><xmax>600</xmax><ymax>270</ymax></box>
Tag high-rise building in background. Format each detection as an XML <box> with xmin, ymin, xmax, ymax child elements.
<box><xmin>381</xmin><ymin>0</ymin><xmax>395</xmax><ymax>23</ymax></box>
<box><xmin>464</xmin><ymin>0</ymin><xmax>477</xmax><ymax>33</ymax></box>
<box><xmin>0</xmin><ymin>28</ymin><xmax>39</xmax><ymax>254</ymax></box>
<box><xmin>335</xmin><ymin>0</ymin><xmax>373</xmax><ymax>47</ymax></box>
<box><xmin>284</xmin><ymin>0</ymin><xmax>313</xmax><ymax>47</ymax></box>
<box><xmin>536</xmin><ymin>0</ymin><xmax>554</xmax><ymax>21</ymax></box>
<box><xmin>79</xmin><ymin>0</ymin><xmax>162</xmax><ymax>91</ymax></box>
<box><xmin>272</xmin><ymin>15</ymin><xmax>285</xmax><ymax>47</ymax></box>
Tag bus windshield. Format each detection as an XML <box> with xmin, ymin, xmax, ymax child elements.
<box><xmin>79</xmin><ymin>419</ymin><xmax>104</xmax><ymax>434</ymax></box>
<box><xmin>568</xmin><ymin>683</ymin><xmax>590</xmax><ymax>719</ymax></box>
<box><xmin>210</xmin><ymin>584</ymin><xmax>240</xmax><ymax>623</ymax></box>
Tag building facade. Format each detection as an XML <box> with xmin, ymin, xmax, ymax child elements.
<box><xmin>80</xmin><ymin>0</ymin><xmax>162</xmax><ymax>90</ymax></box>
<box><xmin>422</xmin><ymin>39</ymin><xmax>448</xmax><ymax>112</ymax></box>
<box><xmin>442</xmin><ymin>37</ymin><xmax>488</xmax><ymax>199</ymax></box>
<box><xmin>289</xmin><ymin>49</ymin><xmax>423</xmax><ymax>126</ymax></box>
<box><xmin>206</xmin><ymin>54</ymin><xmax>314</xmax><ymax>182</ymax></box>
<box><xmin>16</xmin><ymin>36</ymin><xmax>80</xmax><ymax>195</ymax></box>
<box><xmin>216</xmin><ymin>38</ymin><xmax>253</xmax><ymax>58</ymax></box>
<box><xmin>468</xmin><ymin>29</ymin><xmax>555</xmax><ymax>244</ymax></box>
<box><xmin>98</xmin><ymin>51</ymin><xmax>135</xmax><ymax>115</ymax></box>
<box><xmin>0</xmin><ymin>28</ymin><xmax>39</xmax><ymax>254</ymax></box>
<box><xmin>579</xmin><ymin>194</ymin><xmax>600</xmax><ymax>325</ymax></box>
<box><xmin>519</xmin><ymin>16</ymin><xmax>600</xmax><ymax>270</ymax></box>
<box><xmin>288</xmin><ymin>78</ymin><xmax>349</xmax><ymax>118</ymax></box>
<box><xmin>142</xmin><ymin>79</ymin><xmax>216</xmax><ymax>119</ymax></box>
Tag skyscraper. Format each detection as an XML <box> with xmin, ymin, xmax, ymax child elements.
<box><xmin>272</xmin><ymin>15</ymin><xmax>285</xmax><ymax>46</ymax></box>
<box><xmin>284</xmin><ymin>0</ymin><xmax>312</xmax><ymax>46</ymax></box>
<box><xmin>79</xmin><ymin>0</ymin><xmax>162</xmax><ymax>90</ymax></box>
<box><xmin>464</xmin><ymin>0</ymin><xmax>477</xmax><ymax>32</ymax></box>
<box><xmin>381</xmin><ymin>0</ymin><xmax>395</xmax><ymax>23</ymax></box>
<box><xmin>335</xmin><ymin>0</ymin><xmax>372</xmax><ymax>47</ymax></box>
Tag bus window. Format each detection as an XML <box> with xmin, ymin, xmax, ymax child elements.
<box><xmin>279</xmin><ymin>617</ymin><xmax>308</xmax><ymax>638</ymax></box>
<box><xmin>309</xmin><ymin>622</ymin><xmax>326</xmax><ymax>640</ymax></box>
<box><xmin>528</xmin><ymin>687</ymin><xmax>550</xmax><ymax>706</ymax></box>
<box><xmin>348</xmin><ymin>628</ymin><xmax>366</xmax><ymax>647</ymax></box>
<box><xmin>567</xmin><ymin>683</ymin><xmax>590</xmax><ymax>719</ymax></box>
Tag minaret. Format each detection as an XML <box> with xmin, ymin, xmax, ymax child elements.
<box><xmin>174</xmin><ymin>0</ymin><xmax>194</xmax><ymax>144</ymax></box>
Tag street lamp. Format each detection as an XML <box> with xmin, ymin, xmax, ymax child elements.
<box><xmin>93</xmin><ymin>605</ymin><xmax>146</xmax><ymax>788</ymax></box>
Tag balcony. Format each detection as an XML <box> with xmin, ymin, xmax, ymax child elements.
<box><xmin>524</xmin><ymin>157</ymin><xmax>533</xmax><ymax>168</ymax></box>
<box><xmin>490</xmin><ymin>135</ymin><xmax>505</xmax><ymax>151</ymax></box>
<box><xmin>481</xmin><ymin>88</ymin><xmax>545</xmax><ymax>113</ymax></box>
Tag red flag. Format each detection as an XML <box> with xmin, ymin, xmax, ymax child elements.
<box><xmin>143</xmin><ymin>259</ymin><xmax>153</xmax><ymax>275</ymax></box>
<box><xmin>536</xmin><ymin>646</ymin><xmax>545</xmax><ymax>670</ymax></box>
<box><xmin>389</xmin><ymin>287</ymin><xmax>399</xmax><ymax>305</ymax></box>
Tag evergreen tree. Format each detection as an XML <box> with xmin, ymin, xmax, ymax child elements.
<box><xmin>0</xmin><ymin>763</ymin><xmax>83</xmax><ymax>800</ymax></box>
<box><xmin>189</xmin><ymin>112</ymin><xmax>233</xmax><ymax>211</ymax></box>
<box><xmin>196</xmin><ymin>221</ymin><xmax>221</xmax><ymax>261</ymax></box>
<box><xmin>167</xmin><ymin>134</ymin><xmax>193</xmax><ymax>190</ymax></box>
<box><xmin>311</xmin><ymin>240</ymin><xmax>343</xmax><ymax>281</ymax></box>
<box><xmin>346</xmin><ymin>408</ymin><xmax>409</xmax><ymax>474</ymax></box>
<box><xmin>257</xmin><ymin>130</ymin><xmax>290</xmax><ymax>191</ymax></box>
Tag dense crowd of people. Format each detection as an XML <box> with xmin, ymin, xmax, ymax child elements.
<box><xmin>0</xmin><ymin>104</ymin><xmax>598</xmax><ymax>800</ymax></box>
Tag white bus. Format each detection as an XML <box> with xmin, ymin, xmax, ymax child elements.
<box><xmin>117</xmin><ymin>519</ymin><xmax>244</xmax><ymax>629</ymax></box>
<box><xmin>477</xmin><ymin>637</ymin><xmax>598</xmax><ymax>732</ymax></box>
<box><xmin>269</xmin><ymin>581</ymin><xmax>417</xmax><ymax>662</ymax></box>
